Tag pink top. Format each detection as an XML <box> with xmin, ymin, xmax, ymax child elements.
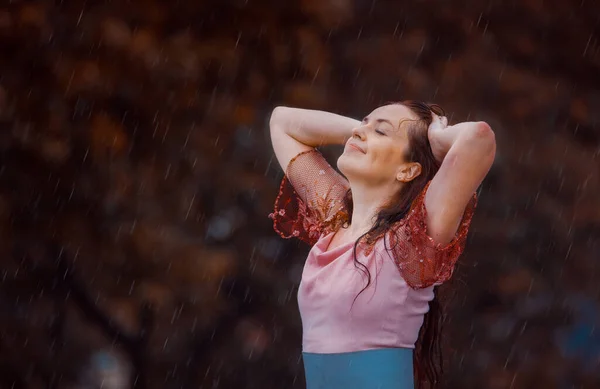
<box><xmin>270</xmin><ymin>149</ymin><xmax>476</xmax><ymax>354</ymax></box>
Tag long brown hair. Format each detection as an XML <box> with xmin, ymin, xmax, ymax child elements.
<box><xmin>343</xmin><ymin>100</ymin><xmax>445</xmax><ymax>388</ymax></box>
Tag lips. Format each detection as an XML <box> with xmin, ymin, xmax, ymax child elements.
<box><xmin>347</xmin><ymin>142</ymin><xmax>366</xmax><ymax>153</ymax></box>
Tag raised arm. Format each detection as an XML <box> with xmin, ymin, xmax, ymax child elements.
<box><xmin>424</xmin><ymin>116</ymin><xmax>496</xmax><ymax>245</ymax></box>
<box><xmin>269</xmin><ymin>106</ymin><xmax>360</xmax><ymax>172</ymax></box>
<box><xmin>268</xmin><ymin>107</ymin><xmax>358</xmax><ymax>244</ymax></box>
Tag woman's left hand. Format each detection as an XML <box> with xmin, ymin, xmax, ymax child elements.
<box><xmin>428</xmin><ymin>113</ymin><xmax>449</xmax><ymax>163</ymax></box>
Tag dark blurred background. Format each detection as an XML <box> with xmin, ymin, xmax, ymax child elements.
<box><xmin>0</xmin><ymin>0</ymin><xmax>599</xmax><ymax>388</ymax></box>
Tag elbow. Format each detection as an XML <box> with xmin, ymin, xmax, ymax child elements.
<box><xmin>269</xmin><ymin>106</ymin><xmax>289</xmax><ymax>129</ymax></box>
<box><xmin>476</xmin><ymin>121</ymin><xmax>495</xmax><ymax>142</ymax></box>
<box><xmin>473</xmin><ymin>121</ymin><xmax>495</xmax><ymax>141</ymax></box>
<box><xmin>466</xmin><ymin>121</ymin><xmax>496</xmax><ymax>155</ymax></box>
<box><xmin>269</xmin><ymin>106</ymin><xmax>282</xmax><ymax>123</ymax></box>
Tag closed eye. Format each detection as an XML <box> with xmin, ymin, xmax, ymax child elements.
<box><xmin>375</xmin><ymin>129</ymin><xmax>386</xmax><ymax>135</ymax></box>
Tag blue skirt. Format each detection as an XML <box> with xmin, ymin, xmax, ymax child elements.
<box><xmin>302</xmin><ymin>348</ymin><xmax>414</xmax><ymax>389</ymax></box>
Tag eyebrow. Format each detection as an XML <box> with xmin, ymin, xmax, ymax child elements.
<box><xmin>363</xmin><ymin>117</ymin><xmax>396</xmax><ymax>129</ymax></box>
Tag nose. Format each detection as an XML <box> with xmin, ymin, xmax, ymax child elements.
<box><xmin>351</xmin><ymin>125</ymin><xmax>365</xmax><ymax>140</ymax></box>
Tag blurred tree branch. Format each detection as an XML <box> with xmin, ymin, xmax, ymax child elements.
<box><xmin>14</xmin><ymin>241</ymin><xmax>155</xmax><ymax>388</ymax></box>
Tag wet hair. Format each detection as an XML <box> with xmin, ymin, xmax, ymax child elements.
<box><xmin>343</xmin><ymin>100</ymin><xmax>446</xmax><ymax>388</ymax></box>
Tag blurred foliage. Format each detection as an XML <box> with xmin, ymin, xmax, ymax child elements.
<box><xmin>0</xmin><ymin>0</ymin><xmax>599</xmax><ymax>388</ymax></box>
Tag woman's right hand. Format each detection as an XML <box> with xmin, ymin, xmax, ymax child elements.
<box><xmin>427</xmin><ymin>113</ymin><xmax>449</xmax><ymax>163</ymax></box>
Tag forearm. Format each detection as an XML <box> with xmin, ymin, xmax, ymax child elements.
<box><xmin>270</xmin><ymin>106</ymin><xmax>360</xmax><ymax>147</ymax></box>
<box><xmin>431</xmin><ymin>121</ymin><xmax>495</xmax><ymax>160</ymax></box>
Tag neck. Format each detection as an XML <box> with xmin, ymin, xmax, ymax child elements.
<box><xmin>346</xmin><ymin>180</ymin><xmax>402</xmax><ymax>236</ymax></box>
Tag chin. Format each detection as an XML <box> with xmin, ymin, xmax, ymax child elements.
<box><xmin>337</xmin><ymin>154</ymin><xmax>363</xmax><ymax>180</ymax></box>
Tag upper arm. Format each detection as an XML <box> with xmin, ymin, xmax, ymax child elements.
<box><xmin>424</xmin><ymin>122</ymin><xmax>496</xmax><ymax>244</ymax></box>
<box><xmin>270</xmin><ymin>106</ymin><xmax>312</xmax><ymax>173</ymax></box>
<box><xmin>268</xmin><ymin>108</ymin><xmax>350</xmax><ymax>243</ymax></box>
<box><xmin>269</xmin><ymin>106</ymin><xmax>350</xmax><ymax>218</ymax></box>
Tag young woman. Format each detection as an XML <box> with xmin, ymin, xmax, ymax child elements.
<box><xmin>269</xmin><ymin>101</ymin><xmax>496</xmax><ymax>389</ymax></box>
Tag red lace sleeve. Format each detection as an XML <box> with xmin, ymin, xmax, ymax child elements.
<box><xmin>269</xmin><ymin>149</ymin><xmax>350</xmax><ymax>245</ymax></box>
<box><xmin>387</xmin><ymin>181</ymin><xmax>477</xmax><ymax>289</ymax></box>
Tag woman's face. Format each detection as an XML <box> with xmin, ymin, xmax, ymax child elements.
<box><xmin>338</xmin><ymin>104</ymin><xmax>422</xmax><ymax>186</ymax></box>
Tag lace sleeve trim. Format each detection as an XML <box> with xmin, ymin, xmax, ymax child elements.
<box><xmin>387</xmin><ymin>181</ymin><xmax>477</xmax><ymax>289</ymax></box>
<box><xmin>269</xmin><ymin>149</ymin><xmax>349</xmax><ymax>245</ymax></box>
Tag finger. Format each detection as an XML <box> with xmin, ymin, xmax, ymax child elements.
<box><xmin>429</xmin><ymin>113</ymin><xmax>442</xmax><ymax>130</ymax></box>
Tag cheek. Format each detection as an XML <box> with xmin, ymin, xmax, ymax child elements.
<box><xmin>371</xmin><ymin>142</ymin><xmax>406</xmax><ymax>168</ymax></box>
